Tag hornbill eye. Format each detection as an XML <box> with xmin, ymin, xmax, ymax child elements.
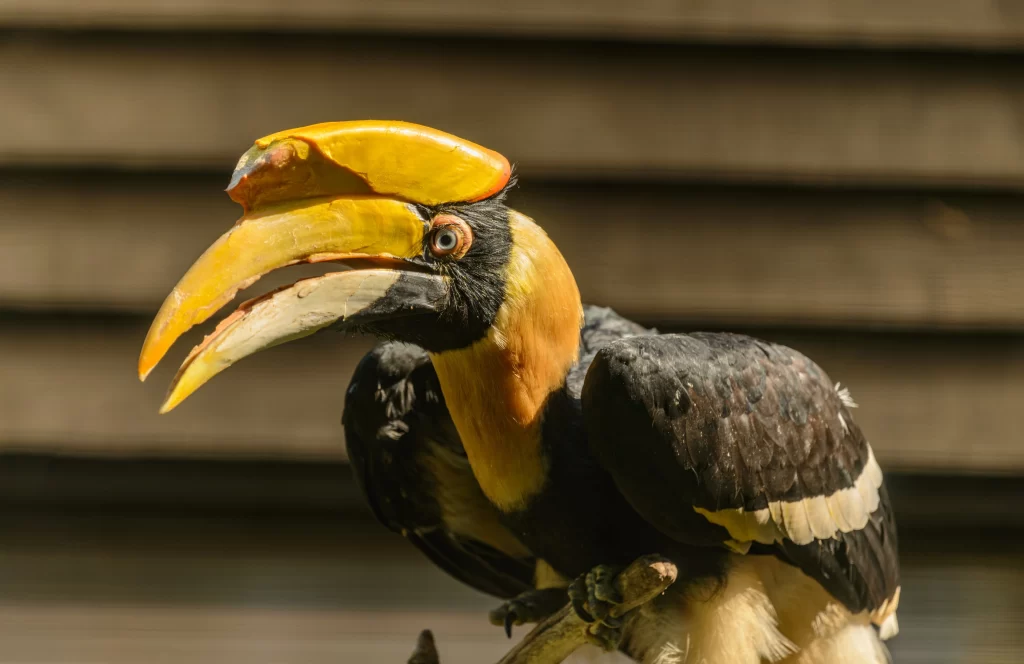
<box><xmin>435</xmin><ymin>229</ymin><xmax>458</xmax><ymax>252</ymax></box>
<box><xmin>429</xmin><ymin>214</ymin><xmax>473</xmax><ymax>259</ymax></box>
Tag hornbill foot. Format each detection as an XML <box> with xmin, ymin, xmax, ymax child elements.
<box><xmin>568</xmin><ymin>564</ymin><xmax>627</xmax><ymax>651</ymax></box>
<box><xmin>489</xmin><ymin>587</ymin><xmax>568</xmax><ymax>638</ymax></box>
<box><xmin>569</xmin><ymin>564</ymin><xmax>625</xmax><ymax>622</ymax></box>
<box><xmin>584</xmin><ymin>620</ymin><xmax>625</xmax><ymax>652</ymax></box>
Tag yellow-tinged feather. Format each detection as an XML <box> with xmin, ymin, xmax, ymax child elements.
<box><xmin>420</xmin><ymin>439</ymin><xmax>530</xmax><ymax>559</ymax></box>
<box><xmin>430</xmin><ymin>212</ymin><xmax>583</xmax><ymax>512</ymax></box>
<box><xmin>694</xmin><ymin>506</ymin><xmax>782</xmax><ymax>545</ymax></box>
<box><xmin>803</xmin><ymin>495</ymin><xmax>837</xmax><ymax>541</ymax></box>
<box><xmin>863</xmin><ymin>448</ymin><xmax>884</xmax><ymax>488</ymax></box>
<box><xmin>534</xmin><ymin>560</ymin><xmax>570</xmax><ymax>590</ymax></box>
<box><xmin>835</xmin><ymin>483</ymin><xmax>869</xmax><ymax>533</ymax></box>
<box><xmin>751</xmin><ymin>556</ymin><xmax>893</xmax><ymax>663</ymax></box>
<box><xmin>608</xmin><ymin>527</ymin><xmax>899</xmax><ymax>663</ymax></box>
<box><xmin>692</xmin><ymin>446</ymin><xmax>885</xmax><ymax>547</ymax></box>
<box><xmin>629</xmin><ymin>556</ymin><xmax>795</xmax><ymax>664</ymax></box>
<box><xmin>825</xmin><ymin>492</ymin><xmax>856</xmax><ymax>533</ymax></box>
<box><xmin>769</xmin><ymin>500</ymin><xmax>786</xmax><ymax>535</ymax></box>
<box><xmin>724</xmin><ymin>539</ymin><xmax>754</xmax><ymax>554</ymax></box>
<box><xmin>781</xmin><ymin>499</ymin><xmax>813</xmax><ymax>545</ymax></box>
<box><xmin>857</xmin><ymin>471</ymin><xmax>882</xmax><ymax>515</ymax></box>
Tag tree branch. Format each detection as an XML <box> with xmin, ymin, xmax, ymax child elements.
<box><xmin>407</xmin><ymin>555</ymin><xmax>678</xmax><ymax>664</ymax></box>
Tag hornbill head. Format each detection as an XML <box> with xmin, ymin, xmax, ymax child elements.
<box><xmin>139</xmin><ymin>121</ymin><xmax>581</xmax><ymax>413</ymax></box>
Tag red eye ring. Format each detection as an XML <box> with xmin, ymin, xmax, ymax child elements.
<box><xmin>428</xmin><ymin>214</ymin><xmax>472</xmax><ymax>259</ymax></box>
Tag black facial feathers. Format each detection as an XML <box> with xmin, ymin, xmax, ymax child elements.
<box><xmin>358</xmin><ymin>178</ymin><xmax>517</xmax><ymax>352</ymax></box>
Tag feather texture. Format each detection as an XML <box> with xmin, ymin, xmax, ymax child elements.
<box><xmin>582</xmin><ymin>333</ymin><xmax>900</xmax><ymax>627</ymax></box>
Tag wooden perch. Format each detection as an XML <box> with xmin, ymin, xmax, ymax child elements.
<box><xmin>407</xmin><ymin>555</ymin><xmax>678</xmax><ymax>664</ymax></box>
<box><xmin>407</xmin><ymin>629</ymin><xmax>441</xmax><ymax>664</ymax></box>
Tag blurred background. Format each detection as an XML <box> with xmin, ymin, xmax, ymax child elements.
<box><xmin>1</xmin><ymin>2</ymin><xmax>1023</xmax><ymax>663</ymax></box>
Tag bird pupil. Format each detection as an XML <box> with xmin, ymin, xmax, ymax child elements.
<box><xmin>439</xmin><ymin>230</ymin><xmax>455</xmax><ymax>249</ymax></box>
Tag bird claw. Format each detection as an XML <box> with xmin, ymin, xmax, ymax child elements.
<box><xmin>569</xmin><ymin>564</ymin><xmax>626</xmax><ymax>651</ymax></box>
<box><xmin>489</xmin><ymin>587</ymin><xmax>568</xmax><ymax>638</ymax></box>
<box><xmin>585</xmin><ymin>620</ymin><xmax>625</xmax><ymax>652</ymax></box>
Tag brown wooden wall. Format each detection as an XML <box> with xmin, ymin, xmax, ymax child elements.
<box><xmin>2</xmin><ymin>4</ymin><xmax>1024</xmax><ymax>664</ymax></box>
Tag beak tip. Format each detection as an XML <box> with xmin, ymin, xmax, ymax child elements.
<box><xmin>159</xmin><ymin>387</ymin><xmax>184</xmax><ymax>414</ymax></box>
<box><xmin>138</xmin><ymin>355</ymin><xmax>156</xmax><ymax>382</ymax></box>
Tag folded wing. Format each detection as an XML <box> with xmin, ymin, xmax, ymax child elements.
<box><xmin>343</xmin><ymin>342</ymin><xmax>535</xmax><ymax>599</ymax></box>
<box><xmin>582</xmin><ymin>333</ymin><xmax>899</xmax><ymax>632</ymax></box>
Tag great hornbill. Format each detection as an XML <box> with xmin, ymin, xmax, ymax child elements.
<box><xmin>139</xmin><ymin>121</ymin><xmax>900</xmax><ymax>664</ymax></box>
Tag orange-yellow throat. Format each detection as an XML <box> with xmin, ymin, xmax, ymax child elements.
<box><xmin>430</xmin><ymin>212</ymin><xmax>583</xmax><ymax>513</ymax></box>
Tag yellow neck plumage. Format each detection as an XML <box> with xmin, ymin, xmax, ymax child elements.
<box><xmin>430</xmin><ymin>212</ymin><xmax>583</xmax><ymax>513</ymax></box>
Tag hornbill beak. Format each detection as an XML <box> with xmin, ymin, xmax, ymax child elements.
<box><xmin>138</xmin><ymin>120</ymin><xmax>510</xmax><ymax>413</ymax></box>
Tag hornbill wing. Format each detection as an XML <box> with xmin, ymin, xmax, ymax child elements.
<box><xmin>343</xmin><ymin>342</ymin><xmax>536</xmax><ymax>599</ymax></box>
<box><xmin>581</xmin><ymin>333</ymin><xmax>900</xmax><ymax>630</ymax></box>
<box><xmin>403</xmin><ymin>528</ymin><xmax>535</xmax><ymax>601</ymax></box>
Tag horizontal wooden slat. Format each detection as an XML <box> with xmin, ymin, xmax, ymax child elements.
<box><xmin>3</xmin><ymin>34</ymin><xmax>1024</xmax><ymax>187</ymax></box>
<box><xmin>3</xmin><ymin>173</ymin><xmax>1023</xmax><ymax>328</ymax></box>
<box><xmin>1</xmin><ymin>315</ymin><xmax>1021</xmax><ymax>473</ymax></box>
<box><xmin>4</xmin><ymin>0</ymin><xmax>1024</xmax><ymax>52</ymax></box>
<box><xmin>3</xmin><ymin>454</ymin><xmax>1022</xmax><ymax>530</ymax></box>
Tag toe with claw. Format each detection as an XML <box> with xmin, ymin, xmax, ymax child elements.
<box><xmin>568</xmin><ymin>564</ymin><xmax>628</xmax><ymax>651</ymax></box>
<box><xmin>489</xmin><ymin>587</ymin><xmax>568</xmax><ymax>638</ymax></box>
